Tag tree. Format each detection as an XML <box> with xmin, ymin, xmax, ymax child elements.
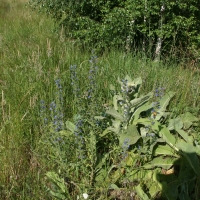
<box><xmin>30</xmin><ymin>0</ymin><xmax>200</xmax><ymax>59</ymax></box>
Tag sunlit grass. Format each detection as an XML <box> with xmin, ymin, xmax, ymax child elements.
<box><xmin>0</xmin><ymin>0</ymin><xmax>199</xmax><ymax>199</ymax></box>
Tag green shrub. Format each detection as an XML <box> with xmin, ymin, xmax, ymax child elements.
<box><xmin>30</xmin><ymin>0</ymin><xmax>200</xmax><ymax>58</ymax></box>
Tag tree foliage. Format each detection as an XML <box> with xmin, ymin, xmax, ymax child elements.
<box><xmin>30</xmin><ymin>0</ymin><xmax>200</xmax><ymax>57</ymax></box>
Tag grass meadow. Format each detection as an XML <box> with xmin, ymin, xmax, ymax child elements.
<box><xmin>0</xmin><ymin>0</ymin><xmax>200</xmax><ymax>199</ymax></box>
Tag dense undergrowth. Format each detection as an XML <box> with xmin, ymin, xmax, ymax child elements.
<box><xmin>0</xmin><ymin>0</ymin><xmax>200</xmax><ymax>199</ymax></box>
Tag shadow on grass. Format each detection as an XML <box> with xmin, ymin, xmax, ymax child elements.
<box><xmin>0</xmin><ymin>1</ymin><xmax>10</xmax><ymax>18</ymax></box>
<box><xmin>155</xmin><ymin>152</ymin><xmax>200</xmax><ymax>200</ymax></box>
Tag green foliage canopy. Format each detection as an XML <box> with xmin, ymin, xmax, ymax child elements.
<box><xmin>30</xmin><ymin>0</ymin><xmax>200</xmax><ymax>56</ymax></box>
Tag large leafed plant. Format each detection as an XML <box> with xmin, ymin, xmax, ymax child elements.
<box><xmin>45</xmin><ymin>74</ymin><xmax>200</xmax><ymax>200</ymax></box>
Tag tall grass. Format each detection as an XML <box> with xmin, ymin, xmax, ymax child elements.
<box><xmin>0</xmin><ymin>0</ymin><xmax>199</xmax><ymax>199</ymax></box>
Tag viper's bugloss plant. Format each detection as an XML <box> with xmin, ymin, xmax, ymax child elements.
<box><xmin>45</xmin><ymin>72</ymin><xmax>200</xmax><ymax>200</ymax></box>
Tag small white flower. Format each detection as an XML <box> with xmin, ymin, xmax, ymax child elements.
<box><xmin>161</xmin><ymin>5</ymin><xmax>165</xmax><ymax>12</ymax></box>
<box><xmin>83</xmin><ymin>193</ymin><xmax>89</xmax><ymax>199</ymax></box>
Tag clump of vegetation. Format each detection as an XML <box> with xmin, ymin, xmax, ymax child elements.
<box><xmin>44</xmin><ymin>64</ymin><xmax>200</xmax><ymax>199</ymax></box>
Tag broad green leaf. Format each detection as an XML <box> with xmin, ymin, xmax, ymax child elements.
<box><xmin>176</xmin><ymin>129</ymin><xmax>194</xmax><ymax>143</ymax></box>
<box><xmin>49</xmin><ymin>191</ymin><xmax>66</xmax><ymax>200</ymax></box>
<box><xmin>65</xmin><ymin>121</ymin><xmax>75</xmax><ymax>132</ymax></box>
<box><xmin>59</xmin><ymin>130</ymin><xmax>73</xmax><ymax>137</ymax></box>
<box><xmin>123</xmin><ymin>151</ymin><xmax>137</xmax><ymax>166</ymax></box>
<box><xmin>134</xmin><ymin>119</ymin><xmax>176</xmax><ymax>148</ymax></box>
<box><xmin>124</xmin><ymin>75</ymin><xmax>132</xmax><ymax>83</ymax></box>
<box><xmin>132</xmin><ymin>103</ymin><xmax>153</xmax><ymax>121</ymax></box>
<box><xmin>109</xmin><ymin>84</ymin><xmax>115</xmax><ymax>91</ymax></box>
<box><xmin>130</xmin><ymin>92</ymin><xmax>153</xmax><ymax>109</ymax></box>
<box><xmin>154</xmin><ymin>144</ymin><xmax>178</xmax><ymax>157</ymax></box>
<box><xmin>168</xmin><ymin>117</ymin><xmax>183</xmax><ymax>130</ymax></box>
<box><xmin>159</xmin><ymin>125</ymin><xmax>176</xmax><ymax>149</ymax></box>
<box><xmin>95</xmin><ymin>168</ymin><xmax>109</xmax><ymax>187</ymax></box>
<box><xmin>46</xmin><ymin>172</ymin><xmax>66</xmax><ymax>193</ymax></box>
<box><xmin>155</xmin><ymin>91</ymin><xmax>175</xmax><ymax>120</ymax></box>
<box><xmin>180</xmin><ymin>112</ymin><xmax>199</xmax><ymax>129</ymax></box>
<box><xmin>149</xmin><ymin>182</ymin><xmax>161</xmax><ymax>199</ymax></box>
<box><xmin>131</xmin><ymin>76</ymin><xmax>142</xmax><ymax>86</ymax></box>
<box><xmin>135</xmin><ymin>184</ymin><xmax>150</xmax><ymax>200</ymax></box>
<box><xmin>143</xmin><ymin>156</ymin><xmax>177</xmax><ymax>170</ymax></box>
<box><xmin>95</xmin><ymin>151</ymin><xmax>112</xmax><ymax>171</ymax></box>
<box><xmin>99</xmin><ymin>128</ymin><xmax>112</xmax><ymax>137</ymax></box>
<box><xmin>94</xmin><ymin>116</ymin><xmax>105</xmax><ymax>120</ymax></box>
<box><xmin>109</xmin><ymin>183</ymin><xmax>120</xmax><ymax>190</ymax></box>
<box><xmin>106</xmin><ymin>108</ymin><xmax>123</xmax><ymax>121</ymax></box>
<box><xmin>119</xmin><ymin>124</ymin><xmax>141</xmax><ymax>146</ymax></box>
<box><xmin>107</xmin><ymin>119</ymin><xmax>121</xmax><ymax>134</ymax></box>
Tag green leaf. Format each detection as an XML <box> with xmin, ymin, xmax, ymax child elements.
<box><xmin>132</xmin><ymin>103</ymin><xmax>153</xmax><ymax>121</ymax></box>
<box><xmin>49</xmin><ymin>191</ymin><xmax>66</xmax><ymax>200</ymax></box>
<box><xmin>107</xmin><ymin>119</ymin><xmax>121</xmax><ymax>134</ymax></box>
<box><xmin>162</xmin><ymin>180</ymin><xmax>180</xmax><ymax>200</ymax></box>
<box><xmin>154</xmin><ymin>144</ymin><xmax>178</xmax><ymax>157</ymax></box>
<box><xmin>113</xmin><ymin>94</ymin><xmax>123</xmax><ymax>111</ymax></box>
<box><xmin>176</xmin><ymin>140</ymin><xmax>200</xmax><ymax>177</ymax></box>
<box><xmin>109</xmin><ymin>183</ymin><xmax>120</xmax><ymax>190</ymax></box>
<box><xmin>109</xmin><ymin>84</ymin><xmax>115</xmax><ymax>91</ymax></box>
<box><xmin>46</xmin><ymin>172</ymin><xmax>66</xmax><ymax>194</ymax></box>
<box><xmin>168</xmin><ymin>117</ymin><xmax>183</xmax><ymax>130</ymax></box>
<box><xmin>156</xmin><ymin>91</ymin><xmax>175</xmax><ymax>120</ymax></box>
<box><xmin>119</xmin><ymin>124</ymin><xmax>141</xmax><ymax>147</ymax></box>
<box><xmin>65</xmin><ymin>121</ymin><xmax>75</xmax><ymax>132</ymax></box>
<box><xmin>180</xmin><ymin>112</ymin><xmax>199</xmax><ymax>129</ymax></box>
<box><xmin>149</xmin><ymin>182</ymin><xmax>161</xmax><ymax>199</ymax></box>
<box><xmin>134</xmin><ymin>119</ymin><xmax>176</xmax><ymax>149</ymax></box>
<box><xmin>106</xmin><ymin>108</ymin><xmax>124</xmax><ymax>121</ymax></box>
<box><xmin>135</xmin><ymin>184</ymin><xmax>150</xmax><ymax>200</ymax></box>
<box><xmin>176</xmin><ymin>129</ymin><xmax>194</xmax><ymax>143</ymax></box>
<box><xmin>130</xmin><ymin>92</ymin><xmax>153</xmax><ymax>109</ymax></box>
<box><xmin>59</xmin><ymin>130</ymin><xmax>73</xmax><ymax>137</ymax></box>
<box><xmin>94</xmin><ymin>116</ymin><xmax>105</xmax><ymax>120</ymax></box>
<box><xmin>159</xmin><ymin>125</ymin><xmax>176</xmax><ymax>149</ymax></box>
<box><xmin>99</xmin><ymin>128</ymin><xmax>112</xmax><ymax>137</ymax></box>
<box><xmin>143</xmin><ymin>156</ymin><xmax>177</xmax><ymax>170</ymax></box>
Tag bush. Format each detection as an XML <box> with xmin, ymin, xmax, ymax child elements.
<box><xmin>29</xmin><ymin>0</ymin><xmax>200</xmax><ymax>58</ymax></box>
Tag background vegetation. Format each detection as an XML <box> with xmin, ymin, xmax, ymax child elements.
<box><xmin>0</xmin><ymin>0</ymin><xmax>199</xmax><ymax>199</ymax></box>
<box><xmin>29</xmin><ymin>0</ymin><xmax>200</xmax><ymax>60</ymax></box>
